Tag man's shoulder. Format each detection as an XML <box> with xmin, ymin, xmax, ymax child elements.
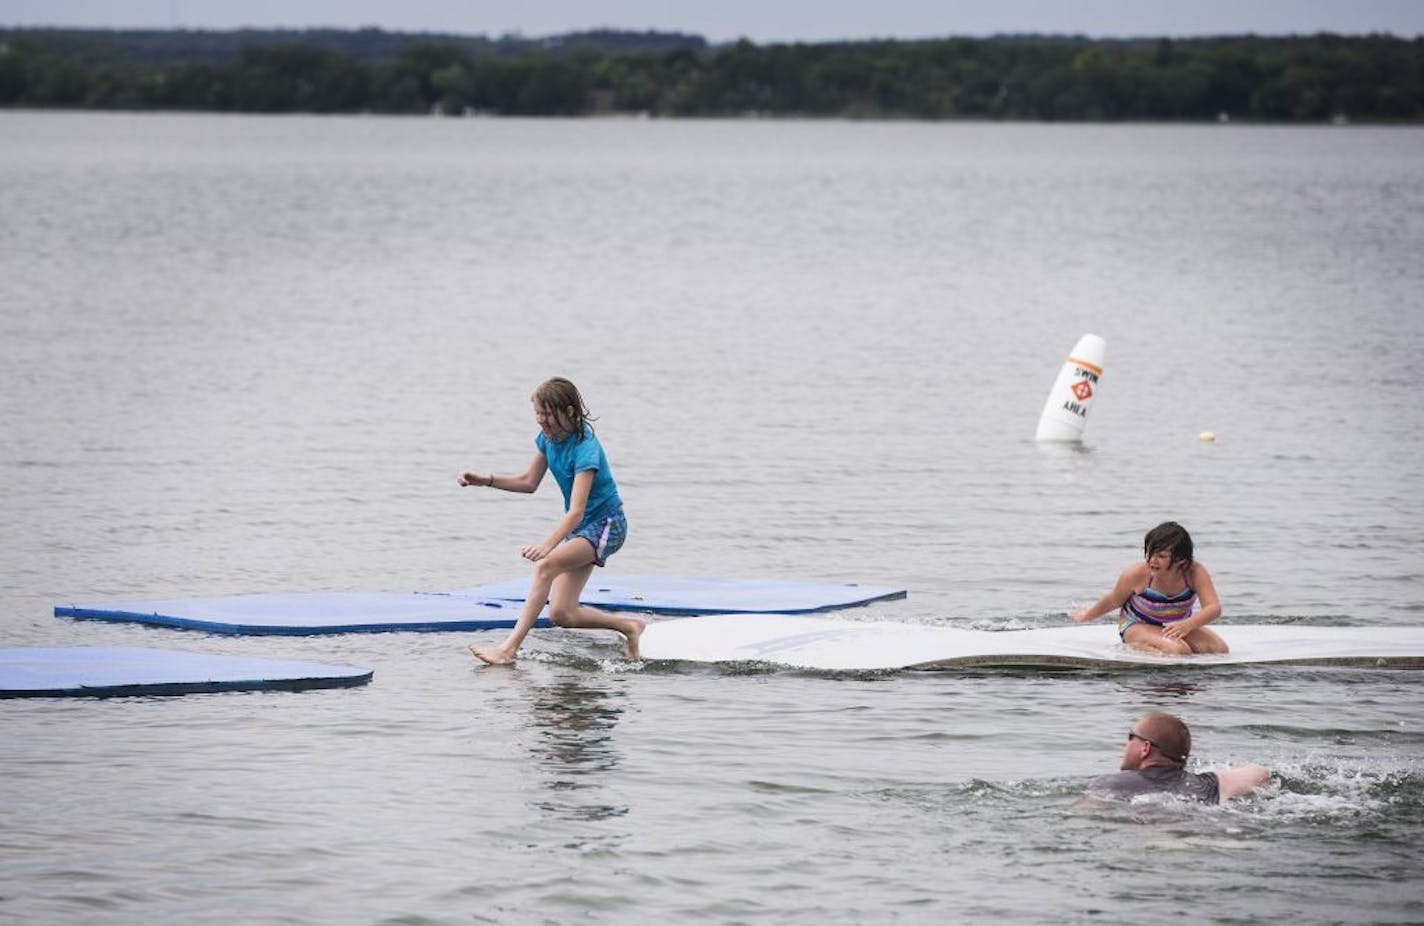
<box><xmin>1088</xmin><ymin>767</ymin><xmax>1219</xmax><ymax>804</ymax></box>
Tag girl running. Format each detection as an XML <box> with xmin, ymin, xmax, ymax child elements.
<box><xmin>459</xmin><ymin>377</ymin><xmax>643</xmax><ymax>664</ymax></box>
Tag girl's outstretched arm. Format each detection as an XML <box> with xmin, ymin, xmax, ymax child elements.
<box><xmin>460</xmin><ymin>452</ymin><xmax>548</xmax><ymax>493</ymax></box>
<box><xmin>1071</xmin><ymin>563</ymin><xmax>1145</xmax><ymax>622</ymax></box>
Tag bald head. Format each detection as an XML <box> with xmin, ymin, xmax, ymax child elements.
<box><xmin>1137</xmin><ymin>712</ymin><xmax>1191</xmax><ymax>765</ymax></box>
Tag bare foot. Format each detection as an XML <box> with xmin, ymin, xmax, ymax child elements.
<box><xmin>468</xmin><ymin>643</ymin><xmax>516</xmax><ymax>665</ymax></box>
<box><xmin>623</xmin><ymin>618</ymin><xmax>646</xmax><ymax>660</ymax></box>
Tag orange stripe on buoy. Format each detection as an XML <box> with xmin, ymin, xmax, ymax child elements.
<box><xmin>1068</xmin><ymin>356</ymin><xmax>1103</xmax><ymax>375</ymax></box>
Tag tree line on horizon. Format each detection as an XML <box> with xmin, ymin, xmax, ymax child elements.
<box><xmin>0</xmin><ymin>27</ymin><xmax>1420</xmax><ymax>121</ymax></box>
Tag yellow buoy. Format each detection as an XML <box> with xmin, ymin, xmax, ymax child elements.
<box><xmin>1199</xmin><ymin>431</ymin><xmax>1216</xmax><ymax>442</ymax></box>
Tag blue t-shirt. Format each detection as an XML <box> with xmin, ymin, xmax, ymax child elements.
<box><xmin>536</xmin><ymin>425</ymin><xmax>621</xmax><ymax>529</ymax></box>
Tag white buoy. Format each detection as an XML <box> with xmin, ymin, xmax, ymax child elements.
<box><xmin>1035</xmin><ymin>334</ymin><xmax>1106</xmax><ymax>442</ymax></box>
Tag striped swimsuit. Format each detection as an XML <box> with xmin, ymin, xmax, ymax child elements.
<box><xmin>1118</xmin><ymin>567</ymin><xmax>1197</xmax><ymax>639</ymax></box>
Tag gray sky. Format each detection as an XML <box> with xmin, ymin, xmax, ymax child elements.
<box><xmin>4</xmin><ymin>0</ymin><xmax>1422</xmax><ymax>43</ymax></box>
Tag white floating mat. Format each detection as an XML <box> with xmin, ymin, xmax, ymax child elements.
<box><xmin>56</xmin><ymin>592</ymin><xmax>534</xmax><ymax>635</ymax></box>
<box><xmin>639</xmin><ymin>616</ymin><xmax>1424</xmax><ymax>671</ymax></box>
<box><xmin>448</xmin><ymin>574</ymin><xmax>907</xmax><ymax>614</ymax></box>
<box><xmin>0</xmin><ymin>646</ymin><xmax>373</xmax><ymax>698</ymax></box>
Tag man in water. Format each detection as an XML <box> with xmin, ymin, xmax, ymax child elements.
<box><xmin>1088</xmin><ymin>711</ymin><xmax>1270</xmax><ymax>804</ymax></box>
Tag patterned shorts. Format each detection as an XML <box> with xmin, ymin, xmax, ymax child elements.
<box><xmin>568</xmin><ymin>507</ymin><xmax>627</xmax><ymax>567</ymax></box>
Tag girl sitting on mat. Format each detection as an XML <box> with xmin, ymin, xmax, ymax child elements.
<box><xmin>458</xmin><ymin>377</ymin><xmax>643</xmax><ymax>664</ymax></box>
<box><xmin>1070</xmin><ymin>521</ymin><xmax>1228</xmax><ymax>656</ymax></box>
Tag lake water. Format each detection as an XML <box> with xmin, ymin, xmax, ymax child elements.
<box><xmin>2</xmin><ymin>111</ymin><xmax>1422</xmax><ymax>923</ymax></box>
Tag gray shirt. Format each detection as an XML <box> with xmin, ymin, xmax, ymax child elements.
<box><xmin>1088</xmin><ymin>766</ymin><xmax>1221</xmax><ymax>804</ymax></box>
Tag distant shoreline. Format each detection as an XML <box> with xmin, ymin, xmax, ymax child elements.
<box><xmin>2</xmin><ymin>28</ymin><xmax>1420</xmax><ymax>123</ymax></box>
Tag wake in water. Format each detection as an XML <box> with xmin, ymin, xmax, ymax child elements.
<box><xmin>890</xmin><ymin>759</ymin><xmax>1424</xmax><ymax>827</ymax></box>
<box><xmin>1264</xmin><ymin>761</ymin><xmax>1424</xmax><ymax>825</ymax></box>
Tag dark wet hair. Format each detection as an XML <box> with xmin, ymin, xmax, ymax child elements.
<box><xmin>1143</xmin><ymin>521</ymin><xmax>1193</xmax><ymax>567</ymax></box>
<box><xmin>532</xmin><ymin>377</ymin><xmax>595</xmax><ymax>441</ymax></box>
<box><xmin>1140</xmin><ymin>712</ymin><xmax>1191</xmax><ymax>764</ymax></box>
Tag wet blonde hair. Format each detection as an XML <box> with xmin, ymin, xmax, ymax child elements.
<box><xmin>532</xmin><ymin>377</ymin><xmax>595</xmax><ymax>440</ymax></box>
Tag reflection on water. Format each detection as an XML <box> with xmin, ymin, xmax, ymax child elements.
<box><xmin>1112</xmin><ymin>677</ymin><xmax>1210</xmax><ymax>701</ymax></box>
<box><xmin>528</xmin><ymin>675</ymin><xmax>628</xmax><ymax>823</ymax></box>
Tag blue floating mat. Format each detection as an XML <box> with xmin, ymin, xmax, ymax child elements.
<box><xmin>448</xmin><ymin>574</ymin><xmax>907</xmax><ymax>615</ymax></box>
<box><xmin>55</xmin><ymin>577</ymin><xmax>906</xmax><ymax>636</ymax></box>
<box><xmin>0</xmin><ymin>646</ymin><xmax>372</xmax><ymax>698</ymax></box>
<box><xmin>56</xmin><ymin>592</ymin><xmax>537</xmax><ymax>636</ymax></box>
